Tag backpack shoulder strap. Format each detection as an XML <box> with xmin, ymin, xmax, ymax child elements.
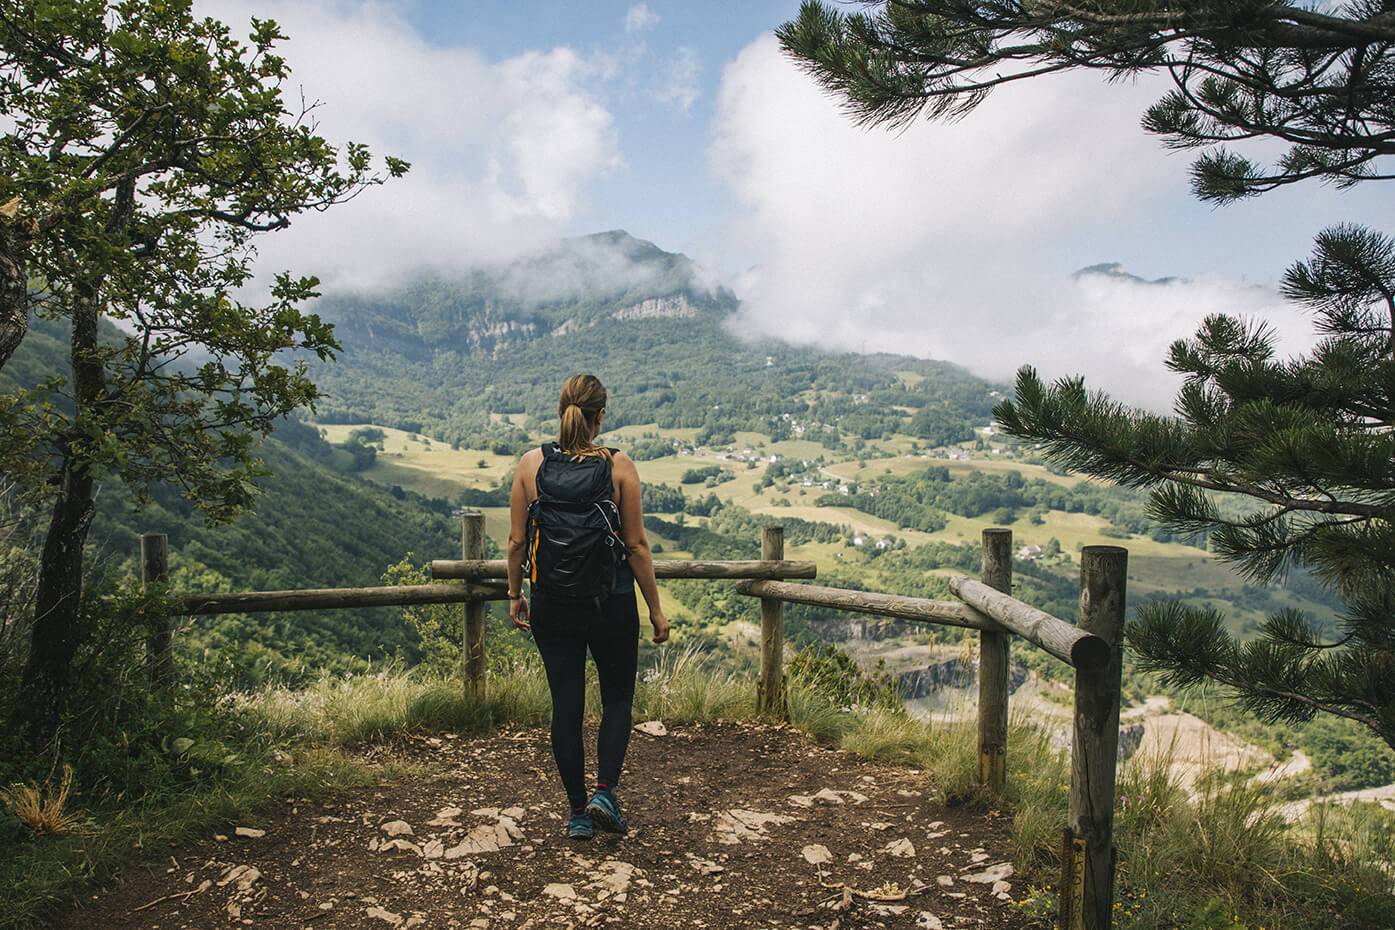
<box><xmin>596</xmin><ymin>449</ymin><xmax>616</xmax><ymax>495</ymax></box>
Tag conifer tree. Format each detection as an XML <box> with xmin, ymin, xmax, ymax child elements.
<box><xmin>780</xmin><ymin>0</ymin><xmax>1395</xmax><ymax>748</ymax></box>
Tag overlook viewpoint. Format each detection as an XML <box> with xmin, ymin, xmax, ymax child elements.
<box><xmin>4</xmin><ymin>3</ymin><xmax>1395</xmax><ymax>930</ymax></box>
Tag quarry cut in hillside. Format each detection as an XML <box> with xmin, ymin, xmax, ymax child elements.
<box><xmin>62</xmin><ymin>722</ymin><xmax>1031</xmax><ymax>930</ymax></box>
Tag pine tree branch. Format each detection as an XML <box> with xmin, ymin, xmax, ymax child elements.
<box><xmin>997</xmin><ymin>379</ymin><xmax>1389</xmax><ymax>519</ymax></box>
<box><xmin>1164</xmin><ymin>471</ymin><xmax>1385</xmax><ymax>519</ymax></box>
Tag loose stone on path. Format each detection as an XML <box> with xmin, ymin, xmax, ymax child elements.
<box><xmin>712</xmin><ymin>809</ymin><xmax>795</xmax><ymax>844</ymax></box>
<box><xmin>380</xmin><ymin>820</ymin><xmax>415</xmax><ymax>837</ymax></box>
<box><xmin>963</xmin><ymin>861</ymin><xmax>1014</xmax><ymax>884</ymax></box>
<box><xmin>884</xmin><ymin>838</ymin><xmax>916</xmax><ymax>858</ymax></box>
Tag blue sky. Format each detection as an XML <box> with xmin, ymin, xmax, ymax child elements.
<box><xmin>209</xmin><ymin>0</ymin><xmax>1395</xmax><ymax>406</ymax></box>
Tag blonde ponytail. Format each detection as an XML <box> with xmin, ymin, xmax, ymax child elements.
<box><xmin>557</xmin><ymin>373</ymin><xmax>609</xmax><ymax>458</ymax></box>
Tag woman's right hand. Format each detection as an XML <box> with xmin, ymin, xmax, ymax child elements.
<box><xmin>649</xmin><ymin>610</ymin><xmax>670</xmax><ymax>644</ymax></box>
<box><xmin>510</xmin><ymin>596</ymin><xmax>530</xmax><ymax>631</ymax></box>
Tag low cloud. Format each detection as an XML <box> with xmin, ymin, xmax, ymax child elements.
<box><xmin>196</xmin><ymin>0</ymin><xmax>622</xmax><ymax>290</ymax></box>
<box><xmin>492</xmin><ymin>232</ymin><xmax>716</xmax><ymax>306</ymax></box>
<box><xmin>707</xmin><ymin>37</ymin><xmax>1314</xmax><ymax>410</ymax></box>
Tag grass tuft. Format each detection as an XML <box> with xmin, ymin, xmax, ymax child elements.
<box><xmin>633</xmin><ymin>645</ymin><xmax>753</xmax><ymax>723</ymax></box>
<box><xmin>1</xmin><ymin>765</ymin><xmax>84</xmax><ymax>837</ymax></box>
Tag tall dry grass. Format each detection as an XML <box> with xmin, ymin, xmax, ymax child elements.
<box><xmin>0</xmin><ymin>766</ymin><xmax>84</xmax><ymax>836</ymax></box>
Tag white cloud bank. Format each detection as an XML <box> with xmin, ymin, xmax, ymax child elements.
<box><xmin>197</xmin><ymin>0</ymin><xmax>621</xmax><ymax>290</ymax></box>
<box><xmin>707</xmin><ymin>37</ymin><xmax>1313</xmax><ymax>410</ymax></box>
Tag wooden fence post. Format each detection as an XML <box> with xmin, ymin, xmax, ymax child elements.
<box><xmin>977</xmin><ymin>528</ymin><xmax>1012</xmax><ymax>793</ymax></box>
<box><xmin>757</xmin><ymin>526</ymin><xmax>786</xmax><ymax>717</ymax></box>
<box><xmin>1060</xmin><ymin>545</ymin><xmax>1127</xmax><ymax>930</ymax></box>
<box><xmin>461</xmin><ymin>512</ymin><xmax>487</xmax><ymax>699</ymax></box>
<box><xmin>141</xmin><ymin>533</ymin><xmax>173</xmax><ymax>688</ymax></box>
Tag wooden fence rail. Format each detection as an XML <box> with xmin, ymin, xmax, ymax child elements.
<box><xmin>736</xmin><ymin>528</ymin><xmax>1126</xmax><ymax>930</ymax></box>
<box><xmin>735</xmin><ymin>580</ymin><xmax>991</xmax><ymax>630</ymax></box>
<box><xmin>177</xmin><ymin>582</ymin><xmax>509</xmax><ymax>615</ymax></box>
<box><xmin>950</xmin><ymin>575</ymin><xmax>1110</xmax><ymax>669</ymax></box>
<box><xmin>429</xmin><ymin>557</ymin><xmax>817</xmax><ymax>580</ymax></box>
<box><xmin>141</xmin><ymin>518</ymin><xmax>1125</xmax><ymax>930</ymax></box>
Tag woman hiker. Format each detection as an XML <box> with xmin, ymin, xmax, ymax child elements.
<box><xmin>506</xmin><ymin>373</ymin><xmax>671</xmax><ymax>839</ymax></box>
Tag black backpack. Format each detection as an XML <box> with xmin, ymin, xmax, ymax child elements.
<box><xmin>524</xmin><ymin>443</ymin><xmax>627</xmax><ymax>602</ymax></box>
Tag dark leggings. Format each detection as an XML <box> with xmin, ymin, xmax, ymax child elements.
<box><xmin>530</xmin><ymin>589</ymin><xmax>639</xmax><ymax>811</ymax></box>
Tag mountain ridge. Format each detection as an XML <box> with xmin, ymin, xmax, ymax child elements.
<box><xmin>318</xmin><ymin>229</ymin><xmax>736</xmax><ymax>358</ymax></box>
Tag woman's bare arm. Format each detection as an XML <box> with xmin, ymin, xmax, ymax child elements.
<box><xmin>506</xmin><ymin>449</ymin><xmax>539</xmax><ymax>629</ymax></box>
<box><xmin>614</xmin><ymin>452</ymin><xmax>669</xmax><ymax>642</ymax></box>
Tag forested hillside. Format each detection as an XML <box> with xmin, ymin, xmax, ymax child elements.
<box><xmin>2</xmin><ymin>317</ymin><xmax>459</xmax><ymax>681</ymax></box>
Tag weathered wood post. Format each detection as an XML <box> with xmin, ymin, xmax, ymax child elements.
<box><xmin>977</xmin><ymin>528</ymin><xmax>1012</xmax><ymax>793</ymax></box>
<box><xmin>461</xmin><ymin>511</ymin><xmax>487</xmax><ymax>699</ymax></box>
<box><xmin>140</xmin><ymin>533</ymin><xmax>173</xmax><ymax>688</ymax></box>
<box><xmin>1060</xmin><ymin>545</ymin><xmax>1127</xmax><ymax>930</ymax></box>
<box><xmin>756</xmin><ymin>526</ymin><xmax>786</xmax><ymax>717</ymax></box>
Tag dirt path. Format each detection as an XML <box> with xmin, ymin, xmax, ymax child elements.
<box><xmin>1273</xmin><ymin>779</ymin><xmax>1395</xmax><ymax>823</ymax></box>
<box><xmin>59</xmin><ymin>721</ymin><xmax>1031</xmax><ymax>930</ymax></box>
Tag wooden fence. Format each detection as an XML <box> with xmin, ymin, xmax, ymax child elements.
<box><xmin>141</xmin><ymin>514</ymin><xmax>1126</xmax><ymax>930</ymax></box>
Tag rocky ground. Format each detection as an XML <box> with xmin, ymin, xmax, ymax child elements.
<box><xmin>58</xmin><ymin>721</ymin><xmax>1033</xmax><ymax>930</ymax></box>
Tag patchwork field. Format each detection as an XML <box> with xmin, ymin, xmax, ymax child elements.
<box><xmin>317</xmin><ymin>423</ymin><xmax>517</xmax><ymax>497</ymax></box>
<box><xmin>822</xmin><ymin>454</ymin><xmax>1082</xmax><ymax>488</ymax></box>
<box><xmin>311</xmin><ymin>420</ymin><xmax>1278</xmax><ymax>622</ymax></box>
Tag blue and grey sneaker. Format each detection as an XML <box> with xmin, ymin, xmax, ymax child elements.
<box><xmin>567</xmin><ymin>810</ymin><xmax>594</xmax><ymax>840</ymax></box>
<box><xmin>585</xmin><ymin>789</ymin><xmax>628</xmax><ymax>835</ymax></box>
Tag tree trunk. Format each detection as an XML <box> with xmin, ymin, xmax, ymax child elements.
<box><xmin>18</xmin><ymin>275</ymin><xmax>107</xmax><ymax>743</ymax></box>
<box><xmin>19</xmin><ymin>456</ymin><xmax>96</xmax><ymax>741</ymax></box>
<box><xmin>0</xmin><ymin>217</ymin><xmax>29</xmax><ymax>374</ymax></box>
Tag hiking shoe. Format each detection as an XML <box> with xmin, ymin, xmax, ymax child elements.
<box><xmin>585</xmin><ymin>789</ymin><xmax>628</xmax><ymax>835</ymax></box>
<box><xmin>567</xmin><ymin>810</ymin><xmax>594</xmax><ymax>840</ymax></box>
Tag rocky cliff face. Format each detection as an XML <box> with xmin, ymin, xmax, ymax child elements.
<box><xmin>811</xmin><ymin>617</ymin><xmax>907</xmax><ymax>642</ymax></box>
<box><xmin>461</xmin><ymin>317</ymin><xmax>537</xmax><ymax>350</ymax></box>
<box><xmin>612</xmin><ymin>295</ymin><xmax>699</xmax><ymax>321</ymax></box>
<box><xmin>897</xmin><ymin>657</ymin><xmax>1030</xmax><ymax>699</ymax></box>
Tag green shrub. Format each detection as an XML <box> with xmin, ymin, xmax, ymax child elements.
<box><xmin>786</xmin><ymin>642</ymin><xmax>902</xmax><ymax>710</ymax></box>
